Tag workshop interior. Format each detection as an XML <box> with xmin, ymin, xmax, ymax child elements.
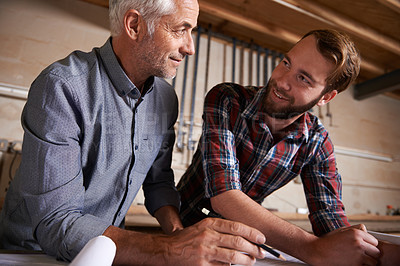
<box><xmin>0</xmin><ymin>0</ymin><xmax>399</xmax><ymax>234</ymax></box>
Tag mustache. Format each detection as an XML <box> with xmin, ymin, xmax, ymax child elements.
<box><xmin>267</xmin><ymin>79</ymin><xmax>292</xmax><ymax>101</ymax></box>
<box><xmin>171</xmin><ymin>53</ymin><xmax>185</xmax><ymax>61</ymax></box>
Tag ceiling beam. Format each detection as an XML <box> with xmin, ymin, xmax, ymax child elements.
<box><xmin>80</xmin><ymin>0</ymin><xmax>108</xmax><ymax>7</ymax></box>
<box><xmin>376</xmin><ymin>0</ymin><xmax>400</xmax><ymax>14</ymax></box>
<box><xmin>199</xmin><ymin>0</ymin><xmax>301</xmax><ymax>44</ymax></box>
<box><xmin>199</xmin><ymin>0</ymin><xmax>384</xmax><ymax>76</ymax></box>
<box><xmin>79</xmin><ymin>0</ymin><xmax>385</xmax><ymax>76</ymax></box>
<box><xmin>354</xmin><ymin>69</ymin><xmax>400</xmax><ymax>100</ymax></box>
<box><xmin>280</xmin><ymin>0</ymin><xmax>400</xmax><ymax>56</ymax></box>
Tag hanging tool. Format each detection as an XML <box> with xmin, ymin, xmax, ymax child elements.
<box><xmin>187</xmin><ymin>26</ymin><xmax>202</xmax><ymax>151</ymax></box>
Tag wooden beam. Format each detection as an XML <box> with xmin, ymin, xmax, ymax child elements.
<box><xmin>360</xmin><ymin>59</ymin><xmax>385</xmax><ymax>76</ymax></box>
<box><xmin>384</xmin><ymin>91</ymin><xmax>400</xmax><ymax>101</ymax></box>
<box><xmin>79</xmin><ymin>0</ymin><xmax>385</xmax><ymax>76</ymax></box>
<box><xmin>199</xmin><ymin>0</ymin><xmax>384</xmax><ymax>76</ymax></box>
<box><xmin>354</xmin><ymin>69</ymin><xmax>400</xmax><ymax>100</ymax></box>
<box><xmin>376</xmin><ymin>0</ymin><xmax>400</xmax><ymax>14</ymax></box>
<box><xmin>199</xmin><ymin>0</ymin><xmax>300</xmax><ymax>44</ymax></box>
<box><xmin>280</xmin><ymin>0</ymin><xmax>400</xmax><ymax>56</ymax></box>
<box><xmin>79</xmin><ymin>0</ymin><xmax>108</xmax><ymax>8</ymax></box>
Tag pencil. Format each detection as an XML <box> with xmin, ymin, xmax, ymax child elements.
<box><xmin>200</xmin><ymin>208</ymin><xmax>286</xmax><ymax>261</ymax></box>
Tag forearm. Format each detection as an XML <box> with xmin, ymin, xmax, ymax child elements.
<box><xmin>210</xmin><ymin>190</ymin><xmax>318</xmax><ymax>263</ymax></box>
<box><xmin>103</xmin><ymin>226</ymin><xmax>169</xmax><ymax>265</ymax></box>
<box><xmin>154</xmin><ymin>205</ymin><xmax>184</xmax><ymax>234</ymax></box>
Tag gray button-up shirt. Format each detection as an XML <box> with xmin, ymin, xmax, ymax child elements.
<box><xmin>0</xmin><ymin>38</ymin><xmax>180</xmax><ymax>261</ymax></box>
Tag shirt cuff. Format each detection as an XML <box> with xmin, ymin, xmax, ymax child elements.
<box><xmin>57</xmin><ymin>215</ymin><xmax>110</xmax><ymax>261</ymax></box>
<box><xmin>309</xmin><ymin>208</ymin><xmax>350</xmax><ymax>236</ymax></box>
<box><xmin>144</xmin><ymin>187</ymin><xmax>180</xmax><ymax>216</ymax></box>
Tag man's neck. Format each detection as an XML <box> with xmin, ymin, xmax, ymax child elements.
<box><xmin>112</xmin><ymin>36</ymin><xmax>149</xmax><ymax>93</ymax></box>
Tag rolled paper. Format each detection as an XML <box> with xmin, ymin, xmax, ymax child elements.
<box><xmin>70</xmin><ymin>235</ymin><xmax>116</xmax><ymax>266</ymax></box>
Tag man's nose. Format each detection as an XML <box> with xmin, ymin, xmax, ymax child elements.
<box><xmin>275</xmin><ymin>72</ymin><xmax>291</xmax><ymax>91</ymax></box>
<box><xmin>181</xmin><ymin>32</ymin><xmax>195</xmax><ymax>56</ymax></box>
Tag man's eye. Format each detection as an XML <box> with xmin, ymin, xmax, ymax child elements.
<box><xmin>282</xmin><ymin>60</ymin><xmax>289</xmax><ymax>67</ymax></box>
<box><xmin>174</xmin><ymin>29</ymin><xmax>186</xmax><ymax>36</ymax></box>
<box><xmin>299</xmin><ymin>75</ymin><xmax>310</xmax><ymax>85</ymax></box>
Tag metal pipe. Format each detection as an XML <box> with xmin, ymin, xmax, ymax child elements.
<box><xmin>248</xmin><ymin>41</ymin><xmax>254</xmax><ymax>85</ymax></box>
<box><xmin>176</xmin><ymin>54</ymin><xmax>190</xmax><ymax>151</ymax></box>
<box><xmin>188</xmin><ymin>26</ymin><xmax>202</xmax><ymax>151</ymax></box>
<box><xmin>223</xmin><ymin>43</ymin><xmax>227</xmax><ymax>82</ymax></box>
<box><xmin>232</xmin><ymin>38</ymin><xmax>236</xmax><ymax>82</ymax></box>
<box><xmin>272</xmin><ymin>51</ymin><xmax>279</xmax><ymax>69</ymax></box>
<box><xmin>257</xmin><ymin>45</ymin><xmax>261</xmax><ymax>87</ymax></box>
<box><xmin>239</xmin><ymin>41</ymin><xmax>244</xmax><ymax>85</ymax></box>
<box><xmin>264</xmin><ymin>49</ymin><xmax>270</xmax><ymax>85</ymax></box>
<box><xmin>204</xmin><ymin>25</ymin><xmax>212</xmax><ymax>95</ymax></box>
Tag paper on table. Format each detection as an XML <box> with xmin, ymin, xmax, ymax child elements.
<box><xmin>256</xmin><ymin>250</ymin><xmax>306</xmax><ymax>265</ymax></box>
<box><xmin>69</xmin><ymin>235</ymin><xmax>116</xmax><ymax>266</ymax></box>
<box><xmin>368</xmin><ymin>230</ymin><xmax>400</xmax><ymax>245</ymax></box>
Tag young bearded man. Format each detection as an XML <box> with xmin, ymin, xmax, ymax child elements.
<box><xmin>178</xmin><ymin>29</ymin><xmax>400</xmax><ymax>265</ymax></box>
<box><xmin>0</xmin><ymin>0</ymin><xmax>267</xmax><ymax>265</ymax></box>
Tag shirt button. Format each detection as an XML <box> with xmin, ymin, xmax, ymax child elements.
<box><xmin>129</xmin><ymin>179</ymin><xmax>132</xmax><ymax>185</ymax></box>
<box><xmin>135</xmin><ymin>145</ymin><xmax>139</xmax><ymax>150</ymax></box>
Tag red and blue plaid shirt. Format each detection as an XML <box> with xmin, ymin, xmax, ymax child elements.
<box><xmin>177</xmin><ymin>82</ymin><xmax>350</xmax><ymax>236</ymax></box>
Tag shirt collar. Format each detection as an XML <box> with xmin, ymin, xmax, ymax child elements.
<box><xmin>286</xmin><ymin>113</ymin><xmax>311</xmax><ymax>142</ymax></box>
<box><xmin>99</xmin><ymin>37</ymin><xmax>154</xmax><ymax>99</ymax></box>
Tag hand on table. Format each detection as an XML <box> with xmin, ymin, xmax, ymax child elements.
<box><xmin>309</xmin><ymin>224</ymin><xmax>380</xmax><ymax>266</ymax></box>
<box><xmin>377</xmin><ymin>239</ymin><xmax>400</xmax><ymax>266</ymax></box>
<box><xmin>162</xmin><ymin>217</ymin><xmax>267</xmax><ymax>266</ymax></box>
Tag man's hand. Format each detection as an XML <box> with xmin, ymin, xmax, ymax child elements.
<box><xmin>377</xmin><ymin>240</ymin><xmax>400</xmax><ymax>266</ymax></box>
<box><xmin>308</xmin><ymin>224</ymin><xmax>380</xmax><ymax>266</ymax></box>
<box><xmin>160</xmin><ymin>218</ymin><xmax>267</xmax><ymax>265</ymax></box>
<box><xmin>104</xmin><ymin>218</ymin><xmax>266</xmax><ymax>266</ymax></box>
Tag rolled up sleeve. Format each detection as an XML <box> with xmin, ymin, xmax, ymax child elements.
<box><xmin>301</xmin><ymin>135</ymin><xmax>350</xmax><ymax>236</ymax></box>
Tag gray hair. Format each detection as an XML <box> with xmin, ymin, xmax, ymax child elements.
<box><xmin>109</xmin><ymin>0</ymin><xmax>176</xmax><ymax>37</ymax></box>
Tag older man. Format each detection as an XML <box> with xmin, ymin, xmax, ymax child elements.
<box><xmin>0</xmin><ymin>0</ymin><xmax>266</xmax><ymax>265</ymax></box>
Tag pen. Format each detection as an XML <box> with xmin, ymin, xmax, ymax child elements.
<box><xmin>201</xmin><ymin>207</ymin><xmax>286</xmax><ymax>261</ymax></box>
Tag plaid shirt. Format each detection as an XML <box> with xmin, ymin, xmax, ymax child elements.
<box><xmin>177</xmin><ymin>82</ymin><xmax>350</xmax><ymax>236</ymax></box>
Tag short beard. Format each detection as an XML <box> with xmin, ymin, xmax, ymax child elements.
<box><xmin>262</xmin><ymin>79</ymin><xmax>322</xmax><ymax>120</ymax></box>
<box><xmin>140</xmin><ymin>32</ymin><xmax>179</xmax><ymax>80</ymax></box>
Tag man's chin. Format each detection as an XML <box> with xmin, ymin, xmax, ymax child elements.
<box><xmin>156</xmin><ymin>68</ymin><xmax>177</xmax><ymax>80</ymax></box>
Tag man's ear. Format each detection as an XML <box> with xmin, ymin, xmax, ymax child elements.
<box><xmin>124</xmin><ymin>9</ymin><xmax>143</xmax><ymax>40</ymax></box>
<box><xmin>317</xmin><ymin>89</ymin><xmax>338</xmax><ymax>106</ymax></box>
